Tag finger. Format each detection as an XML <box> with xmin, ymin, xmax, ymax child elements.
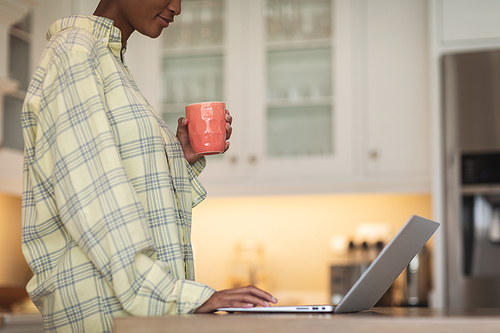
<box><xmin>223</xmin><ymin>141</ymin><xmax>230</xmax><ymax>153</ymax></box>
<box><xmin>220</xmin><ymin>293</ymin><xmax>272</xmax><ymax>308</ymax></box>
<box><xmin>224</xmin><ymin>286</ymin><xmax>277</xmax><ymax>304</ymax></box>
<box><xmin>225</xmin><ymin>122</ymin><xmax>232</xmax><ymax>140</ymax></box>
<box><xmin>222</xmin><ymin>301</ymin><xmax>256</xmax><ymax>309</ymax></box>
<box><xmin>225</xmin><ymin>112</ymin><xmax>232</xmax><ymax>125</ymax></box>
<box><xmin>219</xmin><ymin>298</ymin><xmax>262</xmax><ymax>309</ymax></box>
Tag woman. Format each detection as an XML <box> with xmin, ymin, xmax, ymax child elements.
<box><xmin>21</xmin><ymin>0</ymin><xmax>276</xmax><ymax>331</ymax></box>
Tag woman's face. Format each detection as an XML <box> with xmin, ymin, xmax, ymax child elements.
<box><xmin>119</xmin><ymin>0</ymin><xmax>181</xmax><ymax>39</ymax></box>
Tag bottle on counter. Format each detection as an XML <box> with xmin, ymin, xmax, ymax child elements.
<box><xmin>346</xmin><ymin>240</ymin><xmax>356</xmax><ymax>265</ymax></box>
<box><xmin>228</xmin><ymin>238</ymin><xmax>266</xmax><ymax>290</ymax></box>
<box><xmin>399</xmin><ymin>245</ymin><xmax>431</xmax><ymax>307</ymax></box>
<box><xmin>359</xmin><ymin>241</ymin><xmax>371</xmax><ymax>273</ymax></box>
<box><xmin>369</xmin><ymin>240</ymin><xmax>385</xmax><ymax>262</ymax></box>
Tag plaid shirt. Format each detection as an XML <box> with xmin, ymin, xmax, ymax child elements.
<box><xmin>21</xmin><ymin>15</ymin><xmax>215</xmax><ymax>332</ymax></box>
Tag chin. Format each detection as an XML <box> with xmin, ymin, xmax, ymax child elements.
<box><xmin>151</xmin><ymin>30</ymin><xmax>163</xmax><ymax>39</ymax></box>
<box><xmin>141</xmin><ymin>28</ymin><xmax>163</xmax><ymax>39</ymax></box>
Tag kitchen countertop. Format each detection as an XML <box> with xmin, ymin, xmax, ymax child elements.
<box><xmin>114</xmin><ymin>308</ymin><xmax>500</xmax><ymax>333</ymax></box>
<box><xmin>0</xmin><ymin>313</ymin><xmax>43</xmax><ymax>332</ymax></box>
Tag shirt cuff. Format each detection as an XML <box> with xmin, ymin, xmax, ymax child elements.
<box><xmin>177</xmin><ymin>280</ymin><xmax>216</xmax><ymax>314</ymax></box>
<box><xmin>190</xmin><ymin>157</ymin><xmax>206</xmax><ymax>177</ymax></box>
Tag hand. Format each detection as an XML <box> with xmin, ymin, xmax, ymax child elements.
<box><xmin>194</xmin><ymin>285</ymin><xmax>277</xmax><ymax>313</ymax></box>
<box><xmin>176</xmin><ymin>109</ymin><xmax>233</xmax><ymax>165</ymax></box>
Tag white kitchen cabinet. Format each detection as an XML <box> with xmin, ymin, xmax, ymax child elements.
<box><xmin>432</xmin><ymin>0</ymin><xmax>500</xmax><ymax>51</ymax></box>
<box><xmin>236</xmin><ymin>0</ymin><xmax>354</xmax><ymax>189</ymax></box>
<box><xmin>439</xmin><ymin>0</ymin><xmax>500</xmax><ymax>44</ymax></box>
<box><xmin>156</xmin><ymin>0</ymin><xmax>430</xmax><ymax>195</ymax></box>
<box><xmin>363</xmin><ymin>0</ymin><xmax>430</xmax><ymax>180</ymax></box>
<box><xmin>160</xmin><ymin>0</ymin><xmax>353</xmax><ymax>195</ymax></box>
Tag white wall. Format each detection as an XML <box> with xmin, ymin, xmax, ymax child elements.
<box><xmin>71</xmin><ymin>0</ymin><xmax>99</xmax><ymax>15</ymax></box>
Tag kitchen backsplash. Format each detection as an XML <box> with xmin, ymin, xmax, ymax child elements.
<box><xmin>191</xmin><ymin>193</ymin><xmax>432</xmax><ymax>305</ymax></box>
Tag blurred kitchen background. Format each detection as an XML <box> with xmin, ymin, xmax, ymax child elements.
<box><xmin>1</xmin><ymin>0</ymin><xmax>500</xmax><ymax>314</ymax></box>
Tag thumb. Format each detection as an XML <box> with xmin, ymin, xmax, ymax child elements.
<box><xmin>176</xmin><ymin>117</ymin><xmax>189</xmax><ymax>138</ymax></box>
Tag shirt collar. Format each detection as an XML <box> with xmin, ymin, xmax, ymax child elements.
<box><xmin>46</xmin><ymin>15</ymin><xmax>125</xmax><ymax>60</ymax></box>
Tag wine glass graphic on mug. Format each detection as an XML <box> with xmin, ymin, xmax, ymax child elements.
<box><xmin>186</xmin><ymin>102</ymin><xmax>226</xmax><ymax>155</ymax></box>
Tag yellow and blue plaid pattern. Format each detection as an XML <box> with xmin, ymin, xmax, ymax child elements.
<box><xmin>21</xmin><ymin>15</ymin><xmax>215</xmax><ymax>332</ymax></box>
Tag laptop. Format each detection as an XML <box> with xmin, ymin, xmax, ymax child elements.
<box><xmin>217</xmin><ymin>215</ymin><xmax>439</xmax><ymax>314</ymax></box>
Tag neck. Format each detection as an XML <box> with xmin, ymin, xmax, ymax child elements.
<box><xmin>94</xmin><ymin>0</ymin><xmax>133</xmax><ymax>46</ymax></box>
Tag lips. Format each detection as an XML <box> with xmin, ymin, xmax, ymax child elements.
<box><xmin>157</xmin><ymin>15</ymin><xmax>173</xmax><ymax>28</ymax></box>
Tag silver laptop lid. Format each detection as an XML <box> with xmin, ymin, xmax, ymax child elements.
<box><xmin>334</xmin><ymin>215</ymin><xmax>439</xmax><ymax>313</ymax></box>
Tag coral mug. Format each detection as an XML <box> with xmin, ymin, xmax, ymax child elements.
<box><xmin>186</xmin><ymin>102</ymin><xmax>226</xmax><ymax>156</ymax></box>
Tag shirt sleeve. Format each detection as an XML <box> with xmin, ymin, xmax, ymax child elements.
<box><xmin>34</xmin><ymin>48</ymin><xmax>214</xmax><ymax>315</ymax></box>
<box><xmin>190</xmin><ymin>157</ymin><xmax>206</xmax><ymax>177</ymax></box>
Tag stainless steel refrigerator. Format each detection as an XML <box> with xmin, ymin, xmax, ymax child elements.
<box><xmin>443</xmin><ymin>50</ymin><xmax>500</xmax><ymax>308</ymax></box>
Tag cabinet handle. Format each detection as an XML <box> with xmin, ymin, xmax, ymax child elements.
<box><xmin>369</xmin><ymin>150</ymin><xmax>379</xmax><ymax>161</ymax></box>
<box><xmin>248</xmin><ymin>155</ymin><xmax>258</xmax><ymax>165</ymax></box>
<box><xmin>228</xmin><ymin>156</ymin><xmax>238</xmax><ymax>165</ymax></box>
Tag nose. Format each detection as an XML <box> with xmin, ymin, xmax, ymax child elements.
<box><xmin>168</xmin><ymin>0</ymin><xmax>181</xmax><ymax>16</ymax></box>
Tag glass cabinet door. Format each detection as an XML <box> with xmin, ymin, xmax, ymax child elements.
<box><xmin>245</xmin><ymin>0</ymin><xmax>352</xmax><ymax>182</ymax></box>
<box><xmin>160</xmin><ymin>0</ymin><xmax>225</xmax><ymax>132</ymax></box>
<box><xmin>264</xmin><ymin>0</ymin><xmax>334</xmax><ymax>158</ymax></box>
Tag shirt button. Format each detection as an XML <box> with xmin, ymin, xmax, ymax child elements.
<box><xmin>113</xmin><ymin>32</ymin><xmax>119</xmax><ymax>38</ymax></box>
<box><xmin>102</xmin><ymin>37</ymin><xmax>107</xmax><ymax>43</ymax></box>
